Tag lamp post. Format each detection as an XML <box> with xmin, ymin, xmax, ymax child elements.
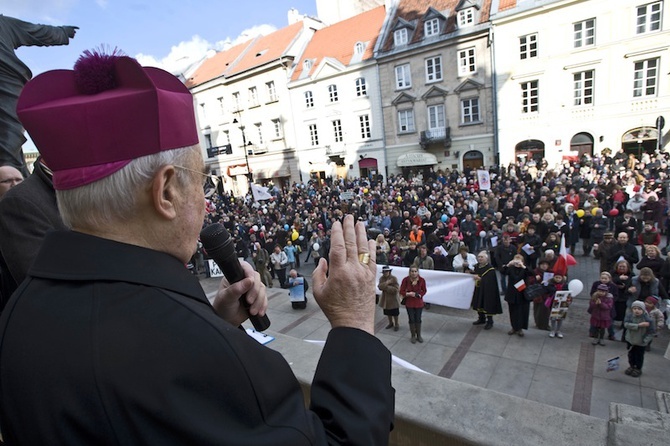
<box><xmin>232</xmin><ymin>118</ymin><xmax>253</xmax><ymax>183</ymax></box>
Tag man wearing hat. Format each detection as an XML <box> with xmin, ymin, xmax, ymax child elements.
<box><xmin>0</xmin><ymin>51</ymin><xmax>393</xmax><ymax>444</ymax></box>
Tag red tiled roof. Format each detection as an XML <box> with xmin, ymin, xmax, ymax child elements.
<box><xmin>381</xmin><ymin>0</ymin><xmax>493</xmax><ymax>52</ymax></box>
<box><xmin>226</xmin><ymin>21</ymin><xmax>304</xmax><ymax>76</ymax></box>
<box><xmin>185</xmin><ymin>41</ymin><xmax>251</xmax><ymax>88</ymax></box>
<box><xmin>290</xmin><ymin>5</ymin><xmax>386</xmax><ymax>81</ymax></box>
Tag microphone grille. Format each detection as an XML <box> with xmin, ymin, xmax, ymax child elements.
<box><xmin>200</xmin><ymin>223</ymin><xmax>231</xmax><ymax>251</ymax></box>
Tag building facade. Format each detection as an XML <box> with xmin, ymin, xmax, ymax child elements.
<box><xmin>375</xmin><ymin>0</ymin><xmax>495</xmax><ymax>179</ymax></box>
<box><xmin>491</xmin><ymin>0</ymin><xmax>670</xmax><ymax>167</ymax></box>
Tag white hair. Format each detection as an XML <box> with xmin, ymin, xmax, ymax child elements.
<box><xmin>57</xmin><ymin>146</ymin><xmax>197</xmax><ymax>229</ymax></box>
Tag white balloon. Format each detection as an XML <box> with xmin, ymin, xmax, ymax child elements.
<box><xmin>479</xmin><ymin>231</ymin><xmax>486</xmax><ymax>238</ymax></box>
<box><xmin>299</xmin><ymin>235</ymin><xmax>305</xmax><ymax>241</ymax></box>
<box><xmin>568</xmin><ymin>279</ymin><xmax>584</xmax><ymax>296</ymax></box>
<box><xmin>252</xmin><ymin>225</ymin><xmax>259</xmax><ymax>232</ymax></box>
<box><xmin>313</xmin><ymin>243</ymin><xmax>320</xmax><ymax>251</ymax></box>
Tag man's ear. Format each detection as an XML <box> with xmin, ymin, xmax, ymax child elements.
<box><xmin>152</xmin><ymin>165</ymin><xmax>179</xmax><ymax>220</ymax></box>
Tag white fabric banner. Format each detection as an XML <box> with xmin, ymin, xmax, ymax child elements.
<box><xmin>250</xmin><ymin>183</ymin><xmax>272</xmax><ymax>201</ymax></box>
<box><xmin>375</xmin><ymin>265</ymin><xmax>476</xmax><ymax>309</ymax></box>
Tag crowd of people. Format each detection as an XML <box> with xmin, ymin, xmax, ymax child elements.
<box><xmin>200</xmin><ymin>150</ymin><xmax>670</xmax><ymax>376</ymax></box>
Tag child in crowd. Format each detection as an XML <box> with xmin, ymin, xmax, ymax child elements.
<box><xmin>589</xmin><ymin>283</ymin><xmax>613</xmax><ymax>346</ymax></box>
<box><xmin>624</xmin><ymin>300</ymin><xmax>655</xmax><ymax>377</ymax></box>
<box><xmin>546</xmin><ymin>273</ymin><xmax>568</xmax><ymax>338</ymax></box>
<box><xmin>644</xmin><ymin>296</ymin><xmax>665</xmax><ymax>351</ymax></box>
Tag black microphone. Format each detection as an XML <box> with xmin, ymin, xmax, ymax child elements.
<box><xmin>200</xmin><ymin>223</ymin><xmax>271</xmax><ymax>331</ymax></box>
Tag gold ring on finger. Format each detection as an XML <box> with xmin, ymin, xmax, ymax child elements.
<box><xmin>358</xmin><ymin>253</ymin><xmax>370</xmax><ymax>265</ymax></box>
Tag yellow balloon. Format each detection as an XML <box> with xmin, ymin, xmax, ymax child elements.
<box><xmin>363</xmin><ymin>188</ymin><xmax>369</xmax><ymax>194</ymax></box>
<box><xmin>397</xmin><ymin>196</ymin><xmax>402</xmax><ymax>202</ymax></box>
<box><xmin>591</xmin><ymin>207</ymin><xmax>600</xmax><ymax>216</ymax></box>
<box><xmin>576</xmin><ymin>209</ymin><xmax>585</xmax><ymax>218</ymax></box>
<box><xmin>291</xmin><ymin>231</ymin><xmax>299</xmax><ymax>241</ymax></box>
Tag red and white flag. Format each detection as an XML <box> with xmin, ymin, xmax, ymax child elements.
<box><xmin>553</xmin><ymin>234</ymin><xmax>576</xmax><ymax>276</ymax></box>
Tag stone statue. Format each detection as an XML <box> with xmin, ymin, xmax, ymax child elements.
<box><xmin>0</xmin><ymin>15</ymin><xmax>77</xmax><ymax>175</ymax></box>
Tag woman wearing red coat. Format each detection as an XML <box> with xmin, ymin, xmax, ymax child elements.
<box><xmin>400</xmin><ymin>266</ymin><xmax>427</xmax><ymax>344</ymax></box>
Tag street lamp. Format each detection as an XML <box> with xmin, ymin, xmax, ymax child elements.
<box><xmin>232</xmin><ymin>118</ymin><xmax>253</xmax><ymax>183</ymax></box>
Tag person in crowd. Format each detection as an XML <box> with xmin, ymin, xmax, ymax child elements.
<box><xmin>628</xmin><ymin>267</ymin><xmax>668</xmax><ymax>308</ymax></box>
<box><xmin>641</xmin><ymin>195</ymin><xmax>663</xmax><ymax>229</ymax></box>
<box><xmin>589</xmin><ymin>272</ymin><xmax>619</xmax><ymax>340</ymax></box>
<box><xmin>442</xmin><ymin>230</ymin><xmax>464</xmax><ymax>272</ymax></box>
<box><xmin>637</xmin><ymin>244</ymin><xmax>664</xmax><ymax>277</ymax></box>
<box><xmin>614</xmin><ymin>209</ymin><xmax>638</xmax><ymax>244</ymax></box>
<box><xmin>607</xmin><ymin>232</ymin><xmax>640</xmax><ymax>271</ymax></box>
<box><xmin>531</xmin><ymin>259</ymin><xmax>553</xmax><ymax>331</ymax></box>
<box><xmin>412</xmin><ymin>243</ymin><xmax>434</xmax><ymax>271</ymax></box>
<box><xmin>375</xmin><ymin>233</ymin><xmax>390</xmax><ymax>266</ymax></box>
<box><xmin>624</xmin><ymin>301</ymin><xmax>655</xmax><ymax>377</ymax></box>
<box><xmin>643</xmin><ymin>295</ymin><xmax>664</xmax><ymax>351</ymax></box>
<box><xmin>637</xmin><ymin>221</ymin><xmax>661</xmax><ymax>246</ymax></box>
<box><xmin>0</xmin><ymin>165</ymin><xmax>23</xmax><ymax>197</ymax></box>
<box><xmin>612</xmin><ymin>260</ymin><xmax>634</xmax><ymax>328</ymax></box>
<box><xmin>471</xmin><ymin>251</ymin><xmax>502</xmax><ymax>330</ymax></box>
<box><xmin>565</xmin><ymin>204</ymin><xmax>581</xmax><ymax>255</ymax></box>
<box><xmin>453</xmin><ymin>245</ymin><xmax>476</xmax><ymax>273</ymax></box>
<box><xmin>589</xmin><ymin>283</ymin><xmax>614</xmax><ymax>346</ymax></box>
<box><xmin>546</xmin><ymin>273</ymin><xmax>569</xmax><ymax>338</ymax></box>
<box><xmin>503</xmin><ymin>254</ymin><xmax>533</xmax><ymax>337</ymax></box>
<box><xmin>460</xmin><ymin>213</ymin><xmax>478</xmax><ymax>253</ymax></box>
<box><xmin>593</xmin><ymin>232</ymin><xmax>616</xmax><ymax>273</ymax></box>
<box><xmin>283</xmin><ymin>239</ymin><xmax>298</xmax><ymax>271</ymax></box>
<box><xmin>403</xmin><ymin>240</ymin><xmax>418</xmax><ymax>267</ymax></box>
<box><xmin>0</xmin><ymin>52</ymin><xmax>394</xmax><ymax>444</ymax></box>
<box><xmin>540</xmin><ymin>232</ymin><xmax>561</xmax><ymax>256</ymax></box>
<box><xmin>408</xmin><ymin>224</ymin><xmax>425</xmax><ymax>245</ymax></box>
<box><xmin>400</xmin><ymin>266</ymin><xmax>427</xmax><ymax>344</ymax></box>
<box><xmin>252</xmin><ymin>241</ymin><xmax>272</xmax><ymax>288</ymax></box>
<box><xmin>518</xmin><ymin>224</ymin><xmax>542</xmax><ymax>269</ymax></box>
<box><xmin>493</xmin><ymin>234</ymin><xmax>517</xmax><ymax>293</ymax></box>
<box><xmin>378</xmin><ymin>265</ymin><xmax>400</xmax><ymax>331</ymax></box>
<box><xmin>270</xmin><ymin>244</ymin><xmax>289</xmax><ymax>288</ymax></box>
<box><xmin>431</xmin><ymin>246</ymin><xmax>449</xmax><ymax>271</ymax></box>
<box><xmin>588</xmin><ymin>208</ymin><xmax>608</xmax><ymax>257</ymax></box>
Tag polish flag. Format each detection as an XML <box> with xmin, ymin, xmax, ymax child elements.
<box><xmin>553</xmin><ymin>235</ymin><xmax>577</xmax><ymax>276</ymax></box>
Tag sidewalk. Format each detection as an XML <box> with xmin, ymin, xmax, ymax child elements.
<box><xmin>199</xmin><ymin>254</ymin><xmax>670</xmax><ymax>420</ymax></box>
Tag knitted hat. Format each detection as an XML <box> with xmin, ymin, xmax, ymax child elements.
<box><xmin>17</xmin><ymin>49</ymin><xmax>198</xmax><ymax>190</ymax></box>
<box><xmin>597</xmin><ymin>283</ymin><xmax>609</xmax><ymax>291</ymax></box>
<box><xmin>631</xmin><ymin>300</ymin><xmax>646</xmax><ymax>311</ymax></box>
<box><xmin>644</xmin><ymin>296</ymin><xmax>659</xmax><ymax>305</ymax></box>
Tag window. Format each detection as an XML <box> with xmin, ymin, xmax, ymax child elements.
<box><xmin>574</xmin><ymin>19</ymin><xmax>595</xmax><ymax>48</ymax></box>
<box><xmin>266</xmin><ymin>81</ymin><xmax>277</xmax><ymax>102</ymax></box>
<box><xmin>271</xmin><ymin>119</ymin><xmax>282</xmax><ymax>139</ymax></box>
<box><xmin>573</xmin><ymin>70</ymin><xmax>594</xmax><ymax>105</ymax></box>
<box><xmin>425</xmin><ymin>56</ymin><xmax>443</xmax><ymax>82</ymax></box>
<box><xmin>397</xmin><ymin>109</ymin><xmax>415</xmax><ymax>133</ymax></box>
<box><xmin>232</xmin><ymin>92</ymin><xmax>241</xmax><ymax>111</ymax></box>
<box><xmin>395</xmin><ymin>64</ymin><xmax>412</xmax><ymax>89</ymax></box>
<box><xmin>428</xmin><ymin>105</ymin><xmax>445</xmax><ymax>130</ymax></box>
<box><xmin>248</xmin><ymin>87</ymin><xmax>258</xmax><ymax>107</ymax></box>
<box><xmin>355</xmin><ymin>77</ymin><xmax>367</xmax><ymax>97</ymax></box>
<box><xmin>458</xmin><ymin>8</ymin><xmax>475</xmax><ymax>27</ymax></box>
<box><xmin>633</xmin><ymin>58</ymin><xmax>659</xmax><ymax>97</ymax></box>
<box><xmin>425</xmin><ymin>18</ymin><xmax>440</xmax><ymax>37</ymax></box>
<box><xmin>303</xmin><ymin>59</ymin><xmax>312</xmax><ymax>71</ymax></box>
<box><xmin>217</xmin><ymin>97</ymin><xmax>224</xmax><ymax>115</ymax></box>
<box><xmin>521</xmin><ymin>80</ymin><xmax>539</xmax><ymax>113</ymax></box>
<box><xmin>223</xmin><ymin>130</ymin><xmax>230</xmax><ymax>145</ymax></box>
<box><xmin>305</xmin><ymin>91</ymin><xmax>314</xmax><ymax>108</ymax></box>
<box><xmin>255</xmin><ymin>123</ymin><xmax>263</xmax><ymax>145</ymax></box>
<box><xmin>328</xmin><ymin>84</ymin><xmax>339</xmax><ymax>103</ymax></box>
<box><xmin>204</xmin><ymin>134</ymin><xmax>212</xmax><ymax>149</ymax></box>
<box><xmin>359</xmin><ymin>115</ymin><xmax>371</xmax><ymax>139</ymax></box>
<box><xmin>519</xmin><ymin>34</ymin><xmax>538</xmax><ymax>60</ymax></box>
<box><xmin>309</xmin><ymin>124</ymin><xmax>319</xmax><ymax>146</ymax></box>
<box><xmin>461</xmin><ymin>98</ymin><xmax>480</xmax><ymax>123</ymax></box>
<box><xmin>394</xmin><ymin>28</ymin><xmax>408</xmax><ymax>46</ymax></box>
<box><xmin>636</xmin><ymin>2</ymin><xmax>663</xmax><ymax>34</ymax></box>
<box><xmin>458</xmin><ymin>48</ymin><xmax>476</xmax><ymax>76</ymax></box>
<box><xmin>355</xmin><ymin>42</ymin><xmax>365</xmax><ymax>54</ymax></box>
<box><xmin>199</xmin><ymin>103</ymin><xmax>207</xmax><ymax>120</ymax></box>
<box><xmin>332</xmin><ymin>119</ymin><xmax>343</xmax><ymax>142</ymax></box>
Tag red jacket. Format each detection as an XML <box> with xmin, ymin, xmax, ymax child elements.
<box><xmin>400</xmin><ymin>276</ymin><xmax>427</xmax><ymax>308</ymax></box>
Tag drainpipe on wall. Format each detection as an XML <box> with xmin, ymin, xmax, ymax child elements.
<box><xmin>489</xmin><ymin>25</ymin><xmax>500</xmax><ymax>168</ymax></box>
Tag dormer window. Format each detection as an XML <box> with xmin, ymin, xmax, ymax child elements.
<box><xmin>303</xmin><ymin>59</ymin><xmax>312</xmax><ymax>71</ymax></box>
<box><xmin>458</xmin><ymin>8</ymin><xmax>475</xmax><ymax>27</ymax></box>
<box><xmin>425</xmin><ymin>18</ymin><xmax>440</xmax><ymax>37</ymax></box>
<box><xmin>394</xmin><ymin>28</ymin><xmax>408</xmax><ymax>46</ymax></box>
<box><xmin>355</xmin><ymin>42</ymin><xmax>365</xmax><ymax>55</ymax></box>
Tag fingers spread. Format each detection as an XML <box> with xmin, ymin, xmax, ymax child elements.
<box><xmin>342</xmin><ymin>215</ymin><xmax>359</xmax><ymax>264</ymax></box>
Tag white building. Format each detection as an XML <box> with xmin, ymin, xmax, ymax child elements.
<box><xmin>288</xmin><ymin>5</ymin><xmax>388</xmax><ymax>183</ymax></box>
<box><xmin>490</xmin><ymin>0</ymin><xmax>670</xmax><ymax>167</ymax></box>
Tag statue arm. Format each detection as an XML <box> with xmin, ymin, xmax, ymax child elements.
<box><xmin>2</xmin><ymin>15</ymin><xmax>77</xmax><ymax>48</ymax></box>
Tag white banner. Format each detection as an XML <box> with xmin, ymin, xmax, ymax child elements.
<box><xmin>250</xmin><ymin>183</ymin><xmax>272</xmax><ymax>201</ymax></box>
<box><xmin>375</xmin><ymin>265</ymin><xmax>476</xmax><ymax>309</ymax></box>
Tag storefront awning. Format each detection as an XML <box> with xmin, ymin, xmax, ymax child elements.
<box><xmin>227</xmin><ymin>164</ymin><xmax>250</xmax><ymax>176</ymax></box>
<box><xmin>397</xmin><ymin>152</ymin><xmax>437</xmax><ymax>167</ymax></box>
<box><xmin>358</xmin><ymin>157</ymin><xmax>378</xmax><ymax>168</ymax></box>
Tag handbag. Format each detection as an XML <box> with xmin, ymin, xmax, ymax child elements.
<box><xmin>523</xmin><ymin>283</ymin><xmax>545</xmax><ymax>302</ymax></box>
<box><xmin>400</xmin><ymin>297</ymin><xmax>407</xmax><ymax>305</ymax></box>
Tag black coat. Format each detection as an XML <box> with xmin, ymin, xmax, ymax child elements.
<box><xmin>0</xmin><ymin>231</ymin><xmax>394</xmax><ymax>445</ymax></box>
<box><xmin>471</xmin><ymin>263</ymin><xmax>503</xmax><ymax>315</ymax></box>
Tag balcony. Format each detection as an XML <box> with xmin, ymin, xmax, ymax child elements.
<box><xmin>206</xmin><ymin>144</ymin><xmax>232</xmax><ymax>158</ymax></box>
<box><xmin>420</xmin><ymin>127</ymin><xmax>451</xmax><ymax>149</ymax></box>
